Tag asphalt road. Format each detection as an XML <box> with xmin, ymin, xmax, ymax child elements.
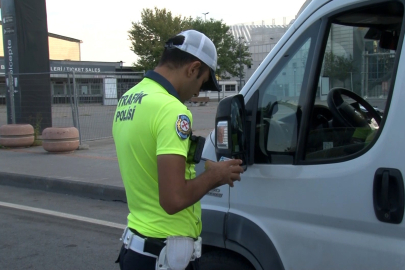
<box><xmin>0</xmin><ymin>185</ymin><xmax>128</xmax><ymax>270</ymax></box>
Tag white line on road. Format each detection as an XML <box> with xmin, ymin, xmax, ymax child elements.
<box><xmin>0</xmin><ymin>201</ymin><xmax>126</xmax><ymax>229</ymax></box>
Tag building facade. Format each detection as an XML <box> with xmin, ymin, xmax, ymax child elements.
<box><xmin>221</xmin><ymin>17</ymin><xmax>294</xmax><ymax>94</ymax></box>
<box><xmin>222</xmin><ymin>1</ymin><xmax>312</xmax><ymax>93</ymax></box>
<box><xmin>48</xmin><ymin>33</ymin><xmax>82</xmax><ymax>61</ymax></box>
<box><xmin>0</xmin><ymin>24</ymin><xmax>143</xmax><ymax>105</ymax></box>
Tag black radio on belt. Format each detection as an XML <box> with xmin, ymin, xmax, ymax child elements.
<box><xmin>187</xmin><ymin>134</ymin><xmax>205</xmax><ymax>164</ymax></box>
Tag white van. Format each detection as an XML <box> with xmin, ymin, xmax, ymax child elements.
<box><xmin>196</xmin><ymin>0</ymin><xmax>405</xmax><ymax>269</ymax></box>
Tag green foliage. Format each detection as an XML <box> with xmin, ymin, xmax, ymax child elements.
<box><xmin>232</xmin><ymin>37</ymin><xmax>252</xmax><ymax>81</ymax></box>
<box><xmin>190</xmin><ymin>18</ymin><xmax>252</xmax><ymax>79</ymax></box>
<box><xmin>323</xmin><ymin>51</ymin><xmax>356</xmax><ymax>86</ymax></box>
<box><xmin>128</xmin><ymin>8</ymin><xmax>252</xmax><ymax>79</ymax></box>
<box><xmin>28</xmin><ymin>113</ymin><xmax>43</xmax><ymax>146</ymax></box>
<box><xmin>128</xmin><ymin>7</ymin><xmax>193</xmax><ymax>71</ymax></box>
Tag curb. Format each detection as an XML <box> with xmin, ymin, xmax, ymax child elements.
<box><xmin>0</xmin><ymin>172</ymin><xmax>127</xmax><ymax>203</ymax></box>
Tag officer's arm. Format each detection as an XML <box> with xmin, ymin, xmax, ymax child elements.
<box><xmin>157</xmin><ymin>154</ymin><xmax>242</xmax><ymax>215</ymax></box>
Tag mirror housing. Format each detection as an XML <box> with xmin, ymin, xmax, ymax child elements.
<box><xmin>215</xmin><ymin>94</ymin><xmax>247</xmax><ymax>165</ymax></box>
<box><xmin>379</xmin><ymin>31</ymin><xmax>398</xmax><ymax>50</ymax></box>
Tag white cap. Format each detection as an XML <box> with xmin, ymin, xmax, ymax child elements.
<box><xmin>166</xmin><ymin>30</ymin><xmax>220</xmax><ymax>91</ymax></box>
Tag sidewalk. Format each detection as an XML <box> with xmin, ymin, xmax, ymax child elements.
<box><xmin>0</xmin><ymin>138</ymin><xmax>126</xmax><ymax>201</ymax></box>
<box><xmin>0</xmin><ymin>102</ymin><xmax>217</xmax><ymax>202</ymax></box>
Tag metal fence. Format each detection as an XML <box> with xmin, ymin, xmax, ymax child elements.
<box><xmin>0</xmin><ymin>71</ymin><xmax>143</xmax><ymax>142</ymax></box>
<box><xmin>362</xmin><ymin>52</ymin><xmax>395</xmax><ymax>98</ymax></box>
<box><xmin>4</xmin><ymin>56</ymin><xmax>391</xmax><ymax>143</ymax></box>
<box><xmin>0</xmin><ymin>61</ymin><xmax>394</xmax><ymax>143</ymax></box>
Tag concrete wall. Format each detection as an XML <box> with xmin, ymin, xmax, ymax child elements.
<box><xmin>48</xmin><ymin>36</ymin><xmax>80</xmax><ymax>61</ymax></box>
<box><xmin>0</xmin><ymin>25</ymin><xmax>80</xmax><ymax>60</ymax></box>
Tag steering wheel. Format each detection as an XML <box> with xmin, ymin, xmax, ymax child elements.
<box><xmin>327</xmin><ymin>87</ymin><xmax>381</xmax><ymax>128</ymax></box>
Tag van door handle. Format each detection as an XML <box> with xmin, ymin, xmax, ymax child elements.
<box><xmin>373</xmin><ymin>168</ymin><xmax>404</xmax><ymax>224</ymax></box>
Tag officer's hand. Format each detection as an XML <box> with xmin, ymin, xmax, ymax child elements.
<box><xmin>205</xmin><ymin>159</ymin><xmax>243</xmax><ymax>187</ymax></box>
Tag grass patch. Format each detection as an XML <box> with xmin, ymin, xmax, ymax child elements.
<box><xmin>31</xmin><ymin>139</ymin><xmax>42</xmax><ymax>146</ymax></box>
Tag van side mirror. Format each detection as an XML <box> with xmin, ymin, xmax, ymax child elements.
<box><xmin>215</xmin><ymin>94</ymin><xmax>247</xmax><ymax>167</ymax></box>
<box><xmin>379</xmin><ymin>31</ymin><xmax>398</xmax><ymax>50</ymax></box>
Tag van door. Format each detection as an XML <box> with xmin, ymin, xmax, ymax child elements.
<box><xmin>227</xmin><ymin>1</ymin><xmax>405</xmax><ymax>269</ymax></box>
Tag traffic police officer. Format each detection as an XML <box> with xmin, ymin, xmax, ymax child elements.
<box><xmin>112</xmin><ymin>30</ymin><xmax>243</xmax><ymax>270</ymax></box>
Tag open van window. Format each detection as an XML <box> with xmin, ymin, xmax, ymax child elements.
<box><xmin>304</xmin><ymin>2</ymin><xmax>403</xmax><ymax>161</ymax></box>
<box><xmin>254</xmin><ymin>2</ymin><xmax>403</xmax><ymax>164</ymax></box>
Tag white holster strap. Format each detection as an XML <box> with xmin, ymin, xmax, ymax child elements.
<box><xmin>120</xmin><ymin>227</ymin><xmax>162</xmax><ymax>258</ymax></box>
<box><xmin>191</xmin><ymin>236</ymin><xmax>202</xmax><ymax>260</ymax></box>
<box><xmin>157</xmin><ymin>236</ymin><xmax>202</xmax><ymax>270</ymax></box>
<box><xmin>120</xmin><ymin>228</ymin><xmax>202</xmax><ymax>270</ymax></box>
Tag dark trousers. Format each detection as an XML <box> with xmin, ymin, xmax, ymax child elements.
<box><xmin>116</xmin><ymin>244</ymin><xmax>200</xmax><ymax>270</ymax></box>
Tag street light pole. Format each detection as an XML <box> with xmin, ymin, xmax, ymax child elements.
<box><xmin>238</xmin><ymin>37</ymin><xmax>245</xmax><ymax>94</ymax></box>
<box><xmin>292</xmin><ymin>62</ymin><xmax>296</xmax><ymax>97</ymax></box>
<box><xmin>293</xmin><ymin>68</ymin><xmax>296</xmax><ymax>97</ymax></box>
<box><xmin>119</xmin><ymin>61</ymin><xmax>124</xmax><ymax>98</ymax></box>
<box><xmin>202</xmin><ymin>12</ymin><xmax>209</xmax><ymax>21</ymax></box>
<box><xmin>217</xmin><ymin>65</ymin><xmax>221</xmax><ymax>101</ymax></box>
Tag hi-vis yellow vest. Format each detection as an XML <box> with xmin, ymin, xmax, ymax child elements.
<box><xmin>112</xmin><ymin>77</ymin><xmax>201</xmax><ymax>239</ymax></box>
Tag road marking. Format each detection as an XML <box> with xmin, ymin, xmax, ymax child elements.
<box><xmin>0</xmin><ymin>201</ymin><xmax>126</xmax><ymax>229</ymax></box>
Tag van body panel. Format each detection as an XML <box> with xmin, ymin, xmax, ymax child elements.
<box><xmin>199</xmin><ymin>0</ymin><xmax>405</xmax><ymax>269</ymax></box>
<box><xmin>199</xmin><ymin>132</ymin><xmax>231</xmax><ymax>210</ymax></box>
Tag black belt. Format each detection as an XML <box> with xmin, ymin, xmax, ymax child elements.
<box><xmin>129</xmin><ymin>228</ymin><xmax>166</xmax><ymax>256</ymax></box>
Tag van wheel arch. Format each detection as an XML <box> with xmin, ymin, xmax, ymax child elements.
<box><xmin>201</xmin><ymin>210</ymin><xmax>284</xmax><ymax>270</ymax></box>
<box><xmin>200</xmin><ymin>248</ymin><xmax>255</xmax><ymax>270</ymax></box>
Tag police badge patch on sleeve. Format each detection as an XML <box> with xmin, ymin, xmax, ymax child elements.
<box><xmin>176</xmin><ymin>114</ymin><xmax>191</xmax><ymax>140</ymax></box>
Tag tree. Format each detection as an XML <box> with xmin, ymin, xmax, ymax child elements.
<box><xmin>323</xmin><ymin>51</ymin><xmax>356</xmax><ymax>87</ymax></box>
<box><xmin>129</xmin><ymin>9</ymin><xmax>252</xmax><ymax>81</ymax></box>
<box><xmin>128</xmin><ymin>7</ymin><xmax>192</xmax><ymax>71</ymax></box>
<box><xmin>233</xmin><ymin>37</ymin><xmax>252</xmax><ymax>88</ymax></box>
<box><xmin>190</xmin><ymin>18</ymin><xmax>252</xmax><ymax>81</ymax></box>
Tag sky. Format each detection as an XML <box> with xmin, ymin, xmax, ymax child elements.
<box><xmin>45</xmin><ymin>0</ymin><xmax>306</xmax><ymax>66</ymax></box>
